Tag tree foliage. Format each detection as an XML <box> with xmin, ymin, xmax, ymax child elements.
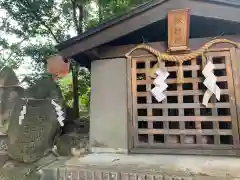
<box><xmin>0</xmin><ymin>0</ymin><xmax>92</xmax><ymax>115</ymax></box>
<box><xmin>97</xmin><ymin>0</ymin><xmax>149</xmax><ymax>22</ymax></box>
<box><xmin>0</xmin><ymin>0</ymin><xmax>150</xmax><ymax>115</ymax></box>
<box><xmin>59</xmin><ymin>68</ymin><xmax>90</xmax><ymax>108</ymax></box>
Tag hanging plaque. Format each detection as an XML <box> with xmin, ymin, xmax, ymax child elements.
<box><xmin>167</xmin><ymin>9</ymin><xmax>190</xmax><ymax>52</ymax></box>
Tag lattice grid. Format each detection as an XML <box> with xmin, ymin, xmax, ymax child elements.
<box><xmin>132</xmin><ymin>51</ymin><xmax>239</xmax><ymax>153</ymax></box>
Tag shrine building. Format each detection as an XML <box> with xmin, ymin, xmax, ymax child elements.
<box><xmin>55</xmin><ymin>0</ymin><xmax>240</xmax><ymax>178</ymax></box>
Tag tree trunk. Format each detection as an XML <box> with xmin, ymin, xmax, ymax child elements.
<box><xmin>71</xmin><ymin>4</ymin><xmax>84</xmax><ymax>119</ymax></box>
<box><xmin>72</xmin><ymin>65</ymin><xmax>79</xmax><ymax>119</ymax></box>
<box><xmin>98</xmin><ymin>0</ymin><xmax>103</xmax><ymax>22</ymax></box>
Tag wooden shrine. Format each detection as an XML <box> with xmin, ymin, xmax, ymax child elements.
<box><xmin>56</xmin><ymin>0</ymin><xmax>240</xmax><ymax>156</ymax></box>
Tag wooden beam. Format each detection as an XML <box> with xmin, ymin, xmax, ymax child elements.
<box><xmin>230</xmin><ymin>47</ymin><xmax>240</xmax><ymax>150</ymax></box>
<box><xmin>189</xmin><ymin>0</ymin><xmax>240</xmax><ymax>20</ymax></box>
<box><xmin>85</xmin><ymin>49</ymin><xmax>99</xmax><ymax>60</ymax></box>
<box><xmin>97</xmin><ymin>35</ymin><xmax>240</xmax><ymax>59</ymax></box>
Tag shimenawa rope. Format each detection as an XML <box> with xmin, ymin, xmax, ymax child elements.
<box><xmin>125</xmin><ymin>38</ymin><xmax>240</xmax><ymax>83</ymax></box>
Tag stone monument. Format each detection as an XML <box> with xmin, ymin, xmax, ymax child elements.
<box><xmin>0</xmin><ymin>67</ymin><xmax>65</xmax><ymax>180</ymax></box>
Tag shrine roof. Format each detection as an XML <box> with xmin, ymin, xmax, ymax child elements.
<box><xmin>55</xmin><ymin>0</ymin><xmax>240</xmax><ymax>67</ymax></box>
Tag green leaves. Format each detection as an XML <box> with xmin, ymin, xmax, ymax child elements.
<box><xmin>0</xmin><ymin>35</ymin><xmax>26</xmax><ymax>69</ymax></box>
<box><xmin>58</xmin><ymin>68</ymin><xmax>90</xmax><ymax>110</ymax></box>
<box><xmin>23</xmin><ymin>42</ymin><xmax>57</xmax><ymax>64</ymax></box>
<box><xmin>61</xmin><ymin>1</ymin><xmax>72</xmax><ymax>15</ymax></box>
<box><xmin>0</xmin><ymin>0</ymin><xmax>151</xmax><ymax>115</ymax></box>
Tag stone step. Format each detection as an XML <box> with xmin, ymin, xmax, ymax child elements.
<box><xmin>40</xmin><ymin>154</ymin><xmax>240</xmax><ymax>180</ymax></box>
<box><xmin>0</xmin><ymin>154</ymin><xmax>238</xmax><ymax>179</ymax></box>
<box><xmin>40</xmin><ymin>157</ymin><xmax>236</xmax><ymax>180</ymax></box>
<box><xmin>40</xmin><ymin>166</ymin><xmax>232</xmax><ymax>180</ymax></box>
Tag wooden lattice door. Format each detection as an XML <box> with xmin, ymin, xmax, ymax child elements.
<box><xmin>131</xmin><ymin>49</ymin><xmax>240</xmax><ymax>155</ymax></box>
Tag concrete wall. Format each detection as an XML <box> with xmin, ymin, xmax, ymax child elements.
<box><xmin>90</xmin><ymin>58</ymin><xmax>128</xmax><ymax>153</ymax></box>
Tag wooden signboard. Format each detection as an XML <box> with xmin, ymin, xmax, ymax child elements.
<box><xmin>168</xmin><ymin>9</ymin><xmax>190</xmax><ymax>52</ymax></box>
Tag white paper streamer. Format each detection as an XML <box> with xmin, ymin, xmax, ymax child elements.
<box><xmin>19</xmin><ymin>105</ymin><xmax>27</xmax><ymax>125</ymax></box>
<box><xmin>202</xmin><ymin>61</ymin><xmax>220</xmax><ymax>106</ymax></box>
<box><xmin>51</xmin><ymin>100</ymin><xmax>65</xmax><ymax>126</ymax></box>
<box><xmin>151</xmin><ymin>68</ymin><xmax>169</xmax><ymax>102</ymax></box>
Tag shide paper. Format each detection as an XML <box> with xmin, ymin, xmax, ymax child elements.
<box><xmin>51</xmin><ymin>100</ymin><xmax>65</xmax><ymax>127</ymax></box>
<box><xmin>151</xmin><ymin>68</ymin><xmax>169</xmax><ymax>102</ymax></box>
<box><xmin>202</xmin><ymin>61</ymin><xmax>220</xmax><ymax>106</ymax></box>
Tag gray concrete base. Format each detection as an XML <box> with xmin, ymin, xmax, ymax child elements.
<box><xmin>41</xmin><ymin>153</ymin><xmax>240</xmax><ymax>180</ymax></box>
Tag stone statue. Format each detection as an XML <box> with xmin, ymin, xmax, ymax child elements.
<box><xmin>0</xmin><ymin>67</ymin><xmax>64</xmax><ymax>180</ymax></box>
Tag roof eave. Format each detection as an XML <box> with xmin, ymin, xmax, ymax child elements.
<box><xmin>56</xmin><ymin>0</ymin><xmax>240</xmax><ymax>58</ymax></box>
<box><xmin>55</xmin><ymin>0</ymin><xmax>168</xmax><ymax>51</ymax></box>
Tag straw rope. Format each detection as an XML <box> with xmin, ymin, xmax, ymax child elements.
<box><xmin>126</xmin><ymin>38</ymin><xmax>240</xmax><ymax>83</ymax></box>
